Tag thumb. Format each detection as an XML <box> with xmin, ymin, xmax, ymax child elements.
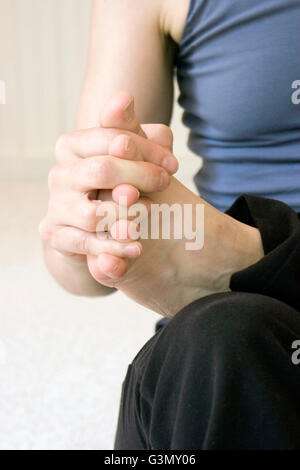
<box><xmin>100</xmin><ymin>90</ymin><xmax>147</xmax><ymax>138</ymax></box>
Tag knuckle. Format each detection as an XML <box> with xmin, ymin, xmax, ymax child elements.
<box><xmin>38</xmin><ymin>220</ymin><xmax>52</xmax><ymax>242</ymax></box>
<box><xmin>55</xmin><ymin>133</ymin><xmax>72</xmax><ymax>161</ymax></box>
<box><xmin>157</xmin><ymin>124</ymin><xmax>173</xmax><ymax>140</ymax></box>
<box><xmin>48</xmin><ymin>165</ymin><xmax>69</xmax><ymax>192</ymax></box>
<box><xmin>48</xmin><ymin>230</ymin><xmax>61</xmax><ymax>251</ymax></box>
<box><xmin>144</xmin><ymin>165</ymin><xmax>159</xmax><ymax>190</ymax></box>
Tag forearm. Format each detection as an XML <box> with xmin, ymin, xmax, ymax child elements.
<box><xmin>43</xmin><ymin>242</ymin><xmax>115</xmax><ymax>297</ymax></box>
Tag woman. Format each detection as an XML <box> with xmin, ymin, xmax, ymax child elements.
<box><xmin>40</xmin><ymin>0</ymin><xmax>300</xmax><ymax>449</ymax></box>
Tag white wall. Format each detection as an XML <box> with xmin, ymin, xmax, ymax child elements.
<box><xmin>0</xmin><ymin>0</ymin><xmax>91</xmax><ymax>174</ymax></box>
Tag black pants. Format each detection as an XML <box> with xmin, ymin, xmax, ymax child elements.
<box><xmin>114</xmin><ymin>195</ymin><xmax>300</xmax><ymax>449</ymax></box>
<box><xmin>115</xmin><ymin>291</ymin><xmax>300</xmax><ymax>449</ymax></box>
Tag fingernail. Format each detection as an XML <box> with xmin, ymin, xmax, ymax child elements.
<box><xmin>124</xmin><ymin>244</ymin><xmax>141</xmax><ymax>258</ymax></box>
<box><xmin>162</xmin><ymin>156</ymin><xmax>178</xmax><ymax>174</ymax></box>
<box><xmin>159</xmin><ymin>172</ymin><xmax>169</xmax><ymax>191</ymax></box>
<box><xmin>123</xmin><ymin>98</ymin><xmax>134</xmax><ymax>122</ymax></box>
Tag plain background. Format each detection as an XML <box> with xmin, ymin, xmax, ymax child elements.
<box><xmin>0</xmin><ymin>0</ymin><xmax>201</xmax><ymax>449</ymax></box>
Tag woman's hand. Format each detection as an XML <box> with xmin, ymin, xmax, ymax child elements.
<box><xmin>39</xmin><ymin>92</ymin><xmax>177</xmax><ymax>271</ymax></box>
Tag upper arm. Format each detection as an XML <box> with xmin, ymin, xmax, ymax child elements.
<box><xmin>77</xmin><ymin>0</ymin><xmax>177</xmax><ymax>129</ymax></box>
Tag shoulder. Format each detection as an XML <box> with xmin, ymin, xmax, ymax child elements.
<box><xmin>159</xmin><ymin>0</ymin><xmax>191</xmax><ymax>44</ymax></box>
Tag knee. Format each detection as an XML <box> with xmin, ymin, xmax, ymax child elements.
<box><xmin>160</xmin><ymin>291</ymin><xmax>298</xmax><ymax>354</ymax></box>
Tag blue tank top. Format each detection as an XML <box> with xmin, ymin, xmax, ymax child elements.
<box><xmin>175</xmin><ymin>0</ymin><xmax>300</xmax><ymax>212</ymax></box>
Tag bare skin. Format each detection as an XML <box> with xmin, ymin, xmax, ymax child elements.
<box><xmin>40</xmin><ymin>89</ymin><xmax>264</xmax><ymax>317</ymax></box>
<box><xmin>86</xmin><ymin>99</ymin><xmax>264</xmax><ymax>317</ymax></box>
<box><xmin>41</xmin><ymin>0</ymin><xmax>178</xmax><ymax>297</ymax></box>
<box><xmin>40</xmin><ymin>1</ymin><xmax>264</xmax><ymax>316</ymax></box>
<box><xmin>39</xmin><ymin>92</ymin><xmax>177</xmax><ymax>295</ymax></box>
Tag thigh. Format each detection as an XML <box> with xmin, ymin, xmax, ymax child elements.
<box><xmin>115</xmin><ymin>292</ymin><xmax>300</xmax><ymax>450</ymax></box>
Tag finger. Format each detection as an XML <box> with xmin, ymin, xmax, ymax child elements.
<box><xmin>55</xmin><ymin>127</ymin><xmax>121</xmax><ymax>164</ymax></box>
<box><xmin>48</xmin><ymin>225</ymin><xmax>143</xmax><ymax>258</ymax></box>
<box><xmin>47</xmin><ymin>198</ymin><xmax>138</xmax><ymax>233</ymax></box>
<box><xmin>107</xmin><ymin>132</ymin><xmax>176</xmax><ymax>202</ymax></box>
<box><xmin>47</xmin><ymin>199</ymin><xmax>102</xmax><ymax>232</ymax></box>
<box><xmin>99</xmin><ymin>92</ymin><xmax>174</xmax><ymax>151</ymax></box>
<box><xmin>70</xmin><ymin>156</ymin><xmax>170</xmax><ymax>193</ymax></box>
<box><xmin>108</xmin><ymin>133</ymin><xmax>142</xmax><ymax>161</ymax></box>
<box><xmin>100</xmin><ymin>91</ymin><xmax>147</xmax><ymax>138</ymax></box>
<box><xmin>105</xmin><ymin>133</ymin><xmax>142</xmax><ymax>207</ymax></box>
<box><xmin>141</xmin><ymin>123</ymin><xmax>174</xmax><ymax>151</ymax></box>
<box><xmin>56</xmin><ymin>127</ymin><xmax>178</xmax><ymax>174</ymax></box>
<box><xmin>100</xmin><ymin>91</ymin><xmax>175</xmax><ymax>166</ymax></box>
<box><xmin>109</xmin><ymin>133</ymin><xmax>178</xmax><ymax>174</ymax></box>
